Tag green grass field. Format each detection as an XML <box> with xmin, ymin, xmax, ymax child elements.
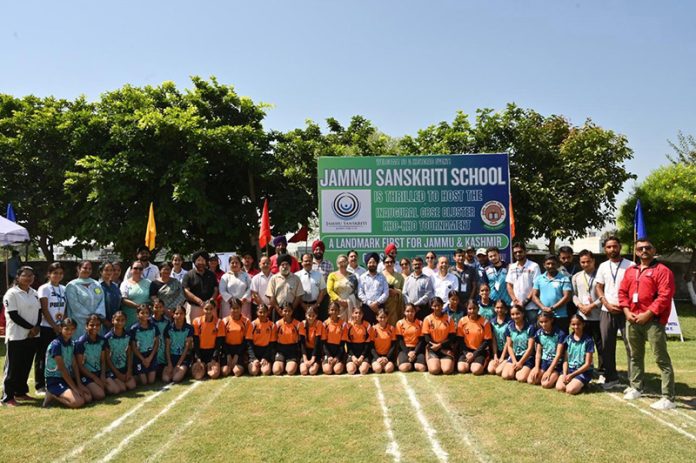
<box><xmin>2</xmin><ymin>304</ymin><xmax>695</xmax><ymax>463</ymax></box>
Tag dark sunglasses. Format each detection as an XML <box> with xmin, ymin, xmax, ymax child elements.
<box><xmin>637</xmin><ymin>245</ymin><xmax>654</xmax><ymax>251</ymax></box>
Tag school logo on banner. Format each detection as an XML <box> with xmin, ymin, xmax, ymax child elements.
<box><xmin>481</xmin><ymin>200</ymin><xmax>506</xmax><ymax>231</ymax></box>
<box><xmin>321</xmin><ymin>189</ymin><xmax>371</xmax><ymax>233</ymax></box>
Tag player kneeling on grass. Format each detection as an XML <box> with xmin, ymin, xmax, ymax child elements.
<box><xmin>104</xmin><ymin>311</ymin><xmax>137</xmax><ymax>392</ymax></box>
<box><xmin>43</xmin><ymin>318</ymin><xmax>91</xmax><ymax>408</ymax></box>
<box><xmin>75</xmin><ymin>315</ymin><xmax>115</xmax><ymax>400</ymax></box>
<box><xmin>527</xmin><ymin>312</ymin><xmax>565</xmax><ymax>388</ymax></box>
<box><xmin>274</xmin><ymin>304</ymin><xmax>304</xmax><ymax>376</ymax></box>
<box><xmin>300</xmin><ymin>306</ymin><xmax>325</xmax><ymax>376</ymax></box>
<box><xmin>163</xmin><ymin>306</ymin><xmax>194</xmax><ymax>383</ymax></box>
<box><xmin>456</xmin><ymin>301</ymin><xmax>492</xmax><ymax>375</ymax></box>
<box><xmin>501</xmin><ymin>304</ymin><xmax>535</xmax><ymax>382</ymax></box>
<box><xmin>488</xmin><ymin>300</ymin><xmax>510</xmax><ymax>376</ymax></box>
<box><xmin>556</xmin><ymin>315</ymin><xmax>594</xmax><ymax>395</ymax></box>
<box><xmin>396</xmin><ymin>304</ymin><xmax>426</xmax><ymax>373</ymax></box>
<box><xmin>192</xmin><ymin>300</ymin><xmax>225</xmax><ymax>380</ymax></box>
<box><xmin>130</xmin><ymin>305</ymin><xmax>161</xmax><ymax>385</ymax></box>
<box><xmin>322</xmin><ymin>301</ymin><xmax>347</xmax><ymax>375</ymax></box>
<box><xmin>151</xmin><ymin>298</ymin><xmax>170</xmax><ymax>381</ymax></box>
<box><xmin>246</xmin><ymin>304</ymin><xmax>277</xmax><ymax>376</ymax></box>
<box><xmin>423</xmin><ymin>297</ymin><xmax>456</xmax><ymax>375</ymax></box>
<box><xmin>346</xmin><ymin>306</ymin><xmax>372</xmax><ymax>375</ymax></box>
<box><xmin>222</xmin><ymin>300</ymin><xmax>249</xmax><ymax>377</ymax></box>
<box><xmin>371</xmin><ymin>309</ymin><xmax>397</xmax><ymax>374</ymax></box>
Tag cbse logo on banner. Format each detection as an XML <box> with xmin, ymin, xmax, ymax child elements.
<box><xmin>321</xmin><ymin>189</ymin><xmax>372</xmax><ymax>233</ymax></box>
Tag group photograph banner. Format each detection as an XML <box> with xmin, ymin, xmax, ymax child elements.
<box><xmin>318</xmin><ymin>153</ymin><xmax>512</xmax><ymax>265</ymax></box>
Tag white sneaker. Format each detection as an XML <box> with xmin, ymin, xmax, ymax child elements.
<box><xmin>35</xmin><ymin>387</ymin><xmax>46</xmax><ymax>396</ymax></box>
<box><xmin>650</xmin><ymin>398</ymin><xmax>676</xmax><ymax>410</ymax></box>
<box><xmin>623</xmin><ymin>386</ymin><xmax>632</xmax><ymax>394</ymax></box>
<box><xmin>596</xmin><ymin>375</ymin><xmax>606</xmax><ymax>385</ymax></box>
<box><xmin>602</xmin><ymin>379</ymin><xmax>619</xmax><ymax>390</ymax></box>
<box><xmin>623</xmin><ymin>388</ymin><xmax>642</xmax><ymax>400</ymax></box>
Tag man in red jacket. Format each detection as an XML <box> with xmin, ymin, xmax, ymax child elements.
<box><xmin>618</xmin><ymin>238</ymin><xmax>676</xmax><ymax>410</ymax></box>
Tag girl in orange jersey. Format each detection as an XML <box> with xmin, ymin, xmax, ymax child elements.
<box><xmin>274</xmin><ymin>304</ymin><xmax>304</xmax><ymax>376</ymax></box>
<box><xmin>396</xmin><ymin>303</ymin><xmax>426</xmax><ymax>372</ymax></box>
<box><xmin>222</xmin><ymin>299</ymin><xmax>249</xmax><ymax>377</ymax></box>
<box><xmin>345</xmin><ymin>306</ymin><xmax>372</xmax><ymax>375</ymax></box>
<box><xmin>371</xmin><ymin>309</ymin><xmax>397</xmax><ymax>374</ymax></box>
<box><xmin>191</xmin><ymin>300</ymin><xmax>225</xmax><ymax>380</ymax></box>
<box><xmin>422</xmin><ymin>297</ymin><xmax>456</xmax><ymax>375</ymax></box>
<box><xmin>456</xmin><ymin>302</ymin><xmax>492</xmax><ymax>375</ymax></box>
<box><xmin>246</xmin><ymin>305</ymin><xmax>277</xmax><ymax>376</ymax></box>
<box><xmin>300</xmin><ymin>306</ymin><xmax>325</xmax><ymax>376</ymax></box>
<box><xmin>323</xmin><ymin>301</ymin><xmax>347</xmax><ymax>375</ymax></box>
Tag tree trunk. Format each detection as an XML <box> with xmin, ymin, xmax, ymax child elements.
<box><xmin>37</xmin><ymin>235</ymin><xmax>54</xmax><ymax>263</ymax></box>
<box><xmin>687</xmin><ymin>247</ymin><xmax>696</xmax><ymax>306</ymax></box>
<box><xmin>547</xmin><ymin>236</ymin><xmax>556</xmax><ymax>254</ymax></box>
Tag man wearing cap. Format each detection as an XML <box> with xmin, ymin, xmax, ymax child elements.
<box><xmin>269</xmin><ymin>236</ymin><xmax>301</xmax><ymax>274</ymax></box>
<box><xmin>311</xmin><ymin>240</ymin><xmax>333</xmax><ymax>279</ymax></box>
<box><xmin>266</xmin><ymin>254</ymin><xmax>304</xmax><ymax>321</ymax></box>
<box><xmin>377</xmin><ymin>243</ymin><xmax>401</xmax><ymax>273</ymax></box>
<box><xmin>450</xmin><ymin>248</ymin><xmax>479</xmax><ymax>311</ymax></box>
<box><xmin>182</xmin><ymin>250</ymin><xmax>219</xmax><ymax>321</ymax></box>
<box><xmin>297</xmin><ymin>253</ymin><xmax>326</xmax><ymax>321</ymax></box>
<box><xmin>124</xmin><ymin>246</ymin><xmax>160</xmax><ymax>281</ymax></box>
<box><xmin>358</xmin><ymin>252</ymin><xmax>389</xmax><ymax>324</ymax></box>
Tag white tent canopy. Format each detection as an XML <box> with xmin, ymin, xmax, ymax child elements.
<box><xmin>0</xmin><ymin>215</ymin><xmax>29</xmax><ymax>245</ymax></box>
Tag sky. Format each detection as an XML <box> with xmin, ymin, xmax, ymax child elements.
<box><xmin>2</xmin><ymin>1</ymin><xmax>695</xmax><ymax>214</ymax></box>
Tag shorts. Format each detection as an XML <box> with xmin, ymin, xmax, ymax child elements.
<box><xmin>397</xmin><ymin>348</ymin><xmax>426</xmax><ymax>366</ymax></box>
<box><xmin>197</xmin><ymin>348</ymin><xmax>217</xmax><ymax>364</ymax></box>
<box><xmin>170</xmin><ymin>354</ymin><xmax>191</xmax><ymax>368</ymax></box>
<box><xmin>134</xmin><ymin>352</ymin><xmax>159</xmax><ymax>374</ymax></box>
<box><xmin>427</xmin><ymin>348</ymin><xmax>455</xmax><ymax>360</ymax></box>
<box><xmin>275</xmin><ymin>344</ymin><xmax>300</xmax><ymax>363</ymax></box>
<box><xmin>541</xmin><ymin>359</ymin><xmax>562</xmax><ymax>373</ymax></box>
<box><xmin>507</xmin><ymin>356</ymin><xmax>535</xmax><ymax>369</ymax></box>
<box><xmin>80</xmin><ymin>370</ymin><xmax>101</xmax><ymax>386</ymax></box>
<box><xmin>457</xmin><ymin>351</ymin><xmax>487</xmax><ymax>365</ymax></box>
<box><xmin>373</xmin><ymin>350</ymin><xmax>394</xmax><ymax>362</ymax></box>
<box><xmin>46</xmin><ymin>378</ymin><xmax>70</xmax><ymax>396</ymax></box>
<box><xmin>225</xmin><ymin>344</ymin><xmax>245</xmax><ymax>358</ymax></box>
<box><xmin>251</xmin><ymin>345</ymin><xmax>274</xmax><ymax>363</ymax></box>
<box><xmin>106</xmin><ymin>366</ymin><xmax>128</xmax><ymax>379</ymax></box>
<box><xmin>323</xmin><ymin>343</ymin><xmax>346</xmax><ymax>362</ymax></box>
<box><xmin>569</xmin><ymin>366</ymin><xmax>593</xmax><ymax>384</ymax></box>
<box><xmin>346</xmin><ymin>343</ymin><xmax>370</xmax><ymax>361</ymax></box>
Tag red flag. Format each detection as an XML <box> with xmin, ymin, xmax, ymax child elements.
<box><xmin>509</xmin><ymin>196</ymin><xmax>516</xmax><ymax>240</ymax></box>
<box><xmin>258</xmin><ymin>199</ymin><xmax>272</xmax><ymax>248</ymax></box>
<box><xmin>288</xmin><ymin>226</ymin><xmax>308</xmax><ymax>243</ymax></box>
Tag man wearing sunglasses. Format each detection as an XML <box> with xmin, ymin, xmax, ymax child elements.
<box><xmin>619</xmin><ymin>239</ymin><xmax>676</xmax><ymax>410</ymax></box>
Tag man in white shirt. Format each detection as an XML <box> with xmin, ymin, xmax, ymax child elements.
<box><xmin>431</xmin><ymin>256</ymin><xmax>459</xmax><ymax>301</ymax></box>
<box><xmin>506</xmin><ymin>242</ymin><xmax>541</xmax><ymax>324</ymax></box>
<box><xmin>595</xmin><ymin>236</ymin><xmax>633</xmax><ymax>390</ymax></box>
<box><xmin>251</xmin><ymin>256</ymin><xmax>273</xmax><ymax>312</ymax></box>
<box><xmin>296</xmin><ymin>253</ymin><xmax>326</xmax><ymax>321</ymax></box>
<box><xmin>124</xmin><ymin>246</ymin><xmax>160</xmax><ymax>281</ymax></box>
<box><xmin>346</xmin><ymin>249</ymin><xmax>366</xmax><ymax>277</ymax></box>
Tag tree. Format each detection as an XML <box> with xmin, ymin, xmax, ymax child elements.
<box><xmin>399</xmin><ymin>104</ymin><xmax>635</xmax><ymax>251</ymax></box>
<box><xmin>667</xmin><ymin>130</ymin><xmax>696</xmax><ymax>164</ymax></box>
<box><xmin>617</xmin><ymin>163</ymin><xmax>696</xmax><ymax>284</ymax></box>
<box><xmin>0</xmin><ymin>94</ymin><xmax>97</xmax><ymax>261</ymax></box>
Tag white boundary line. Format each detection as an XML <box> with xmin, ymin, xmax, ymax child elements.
<box><xmin>422</xmin><ymin>374</ymin><xmax>489</xmax><ymax>463</ymax></box>
<box><xmin>146</xmin><ymin>379</ymin><xmax>231</xmax><ymax>462</ymax></box>
<box><xmin>373</xmin><ymin>377</ymin><xmax>402</xmax><ymax>463</ymax></box>
<box><xmin>98</xmin><ymin>381</ymin><xmax>203</xmax><ymax>462</ymax></box>
<box><xmin>399</xmin><ymin>374</ymin><xmax>449</xmax><ymax>463</ymax></box>
<box><xmin>638</xmin><ymin>398</ymin><xmax>696</xmax><ymax>426</ymax></box>
<box><xmin>608</xmin><ymin>393</ymin><xmax>696</xmax><ymax>441</ymax></box>
<box><xmin>55</xmin><ymin>382</ymin><xmax>175</xmax><ymax>462</ymax></box>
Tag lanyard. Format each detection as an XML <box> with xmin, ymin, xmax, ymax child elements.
<box><xmin>609</xmin><ymin>261</ymin><xmax>620</xmax><ymax>285</ymax></box>
<box><xmin>51</xmin><ymin>285</ymin><xmax>65</xmax><ymax>301</ymax></box>
<box><xmin>583</xmin><ymin>272</ymin><xmax>595</xmax><ymax>291</ymax></box>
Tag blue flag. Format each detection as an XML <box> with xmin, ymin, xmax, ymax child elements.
<box><xmin>6</xmin><ymin>203</ymin><xmax>16</xmax><ymax>222</ymax></box>
<box><xmin>634</xmin><ymin>199</ymin><xmax>647</xmax><ymax>240</ymax></box>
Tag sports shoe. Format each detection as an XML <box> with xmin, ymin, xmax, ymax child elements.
<box><xmin>650</xmin><ymin>398</ymin><xmax>677</xmax><ymax>410</ymax></box>
<box><xmin>623</xmin><ymin>388</ymin><xmax>642</xmax><ymax>400</ymax></box>
<box><xmin>596</xmin><ymin>375</ymin><xmax>606</xmax><ymax>384</ymax></box>
<box><xmin>35</xmin><ymin>387</ymin><xmax>46</xmax><ymax>396</ymax></box>
<box><xmin>1</xmin><ymin>399</ymin><xmax>18</xmax><ymax>407</ymax></box>
<box><xmin>602</xmin><ymin>379</ymin><xmax>620</xmax><ymax>390</ymax></box>
<box><xmin>623</xmin><ymin>386</ymin><xmax>632</xmax><ymax>394</ymax></box>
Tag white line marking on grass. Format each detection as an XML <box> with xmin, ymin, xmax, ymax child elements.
<box><xmin>146</xmin><ymin>379</ymin><xmax>231</xmax><ymax>462</ymax></box>
<box><xmin>99</xmin><ymin>381</ymin><xmax>203</xmax><ymax>462</ymax></box>
<box><xmin>422</xmin><ymin>374</ymin><xmax>489</xmax><ymax>463</ymax></box>
<box><xmin>638</xmin><ymin>398</ymin><xmax>696</xmax><ymax>426</ymax></box>
<box><xmin>56</xmin><ymin>383</ymin><xmax>175</xmax><ymax>462</ymax></box>
<box><xmin>373</xmin><ymin>377</ymin><xmax>402</xmax><ymax>463</ymax></box>
<box><xmin>399</xmin><ymin>374</ymin><xmax>449</xmax><ymax>463</ymax></box>
<box><xmin>608</xmin><ymin>393</ymin><xmax>696</xmax><ymax>441</ymax></box>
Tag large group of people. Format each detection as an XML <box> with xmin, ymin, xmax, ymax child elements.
<box><xmin>1</xmin><ymin>235</ymin><xmax>676</xmax><ymax>411</ymax></box>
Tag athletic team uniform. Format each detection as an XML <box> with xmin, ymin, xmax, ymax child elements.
<box><xmin>275</xmin><ymin>318</ymin><xmax>305</xmax><ymax>362</ymax></box>
<box><xmin>565</xmin><ymin>334</ymin><xmax>594</xmax><ymax>384</ymax></box>
<box><xmin>193</xmin><ymin>316</ymin><xmax>225</xmax><ymax>364</ymax></box>
<box><xmin>490</xmin><ymin>318</ymin><xmax>509</xmax><ymax>358</ymax></box>
<box><xmin>130</xmin><ymin>320</ymin><xmax>161</xmax><ymax>374</ymax></box>
<box><xmin>75</xmin><ymin>333</ymin><xmax>106</xmax><ymax>385</ymax></box>
<box><xmin>323</xmin><ymin>318</ymin><xmax>347</xmax><ymax>361</ymax></box>
<box><xmin>301</xmin><ymin>319</ymin><xmax>326</xmax><ymax>361</ymax></box>
<box><xmin>504</xmin><ymin>321</ymin><xmax>536</xmax><ymax>368</ymax></box>
<box><xmin>151</xmin><ymin>316</ymin><xmax>170</xmax><ymax>368</ymax></box>
<box><xmin>371</xmin><ymin>324</ymin><xmax>397</xmax><ymax>362</ymax></box>
<box><xmin>422</xmin><ymin>313</ymin><xmax>456</xmax><ymax>359</ymax></box>
<box><xmin>164</xmin><ymin>323</ymin><xmax>194</xmax><ymax>367</ymax></box>
<box><xmin>478</xmin><ymin>301</ymin><xmax>495</xmax><ymax>321</ymax></box>
<box><xmin>456</xmin><ymin>316</ymin><xmax>492</xmax><ymax>364</ymax></box>
<box><xmin>44</xmin><ymin>337</ymin><xmax>75</xmax><ymax>396</ymax></box>
<box><xmin>223</xmin><ymin>315</ymin><xmax>249</xmax><ymax>359</ymax></box>
<box><xmin>104</xmin><ymin>329</ymin><xmax>131</xmax><ymax>378</ymax></box>
<box><xmin>395</xmin><ymin>318</ymin><xmax>425</xmax><ymax>365</ymax></box>
<box><xmin>245</xmin><ymin>318</ymin><xmax>277</xmax><ymax>363</ymax></box>
<box><xmin>535</xmin><ymin>327</ymin><xmax>566</xmax><ymax>372</ymax></box>
<box><xmin>345</xmin><ymin>320</ymin><xmax>372</xmax><ymax>361</ymax></box>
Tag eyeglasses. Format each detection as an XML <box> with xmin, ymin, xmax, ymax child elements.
<box><xmin>637</xmin><ymin>245</ymin><xmax>654</xmax><ymax>251</ymax></box>
<box><xmin>384</xmin><ymin>260</ymin><xmax>394</xmax><ymax>264</ymax></box>
<box><xmin>425</xmin><ymin>256</ymin><xmax>435</xmax><ymax>260</ymax></box>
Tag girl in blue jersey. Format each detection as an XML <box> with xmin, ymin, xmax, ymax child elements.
<box><xmin>104</xmin><ymin>311</ymin><xmax>137</xmax><ymax>391</ymax></box>
<box><xmin>75</xmin><ymin>315</ymin><xmax>111</xmax><ymax>400</ymax></box>
<box><xmin>130</xmin><ymin>305</ymin><xmax>160</xmax><ymax>385</ymax></box>
<box><xmin>163</xmin><ymin>306</ymin><xmax>194</xmax><ymax>383</ymax></box>
<box><xmin>528</xmin><ymin>312</ymin><xmax>565</xmax><ymax>389</ymax></box>
<box><xmin>151</xmin><ymin>297</ymin><xmax>170</xmax><ymax>380</ymax></box>
<box><xmin>488</xmin><ymin>300</ymin><xmax>509</xmax><ymax>375</ymax></box>
<box><xmin>444</xmin><ymin>290</ymin><xmax>464</xmax><ymax>325</ymax></box>
<box><xmin>501</xmin><ymin>304</ymin><xmax>535</xmax><ymax>382</ymax></box>
<box><xmin>43</xmin><ymin>318</ymin><xmax>91</xmax><ymax>408</ymax></box>
<box><xmin>556</xmin><ymin>315</ymin><xmax>594</xmax><ymax>395</ymax></box>
<box><xmin>477</xmin><ymin>284</ymin><xmax>495</xmax><ymax>321</ymax></box>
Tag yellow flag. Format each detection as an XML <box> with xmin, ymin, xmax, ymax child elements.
<box><xmin>145</xmin><ymin>202</ymin><xmax>156</xmax><ymax>250</ymax></box>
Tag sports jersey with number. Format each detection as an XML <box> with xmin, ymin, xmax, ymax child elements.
<box><xmin>457</xmin><ymin>316</ymin><xmax>492</xmax><ymax>350</ymax></box>
<box><xmin>372</xmin><ymin>324</ymin><xmax>396</xmax><ymax>356</ymax></box>
<box><xmin>245</xmin><ymin>319</ymin><xmax>277</xmax><ymax>347</ymax></box>
<box><xmin>129</xmin><ymin>321</ymin><xmax>160</xmax><ymax>354</ymax></box>
<box><xmin>276</xmin><ymin>318</ymin><xmax>305</xmax><ymax>345</ymax></box>
<box><xmin>303</xmin><ymin>319</ymin><xmax>326</xmax><ymax>349</ymax></box>
<box><xmin>224</xmin><ymin>315</ymin><xmax>249</xmax><ymax>345</ymax></box>
<box><xmin>164</xmin><ymin>323</ymin><xmax>194</xmax><ymax>355</ymax></box>
<box><xmin>324</xmin><ymin>319</ymin><xmax>347</xmax><ymax>346</ymax></box>
<box><xmin>535</xmin><ymin>328</ymin><xmax>566</xmax><ymax>361</ymax></box>
<box><xmin>105</xmin><ymin>330</ymin><xmax>131</xmax><ymax>369</ymax></box>
<box><xmin>193</xmin><ymin>316</ymin><xmax>225</xmax><ymax>349</ymax></box>
<box><xmin>504</xmin><ymin>321</ymin><xmax>535</xmax><ymax>357</ymax></box>
<box><xmin>45</xmin><ymin>337</ymin><xmax>75</xmax><ymax>379</ymax></box>
<box><xmin>565</xmin><ymin>334</ymin><xmax>594</xmax><ymax>369</ymax></box>
<box><xmin>421</xmin><ymin>313</ymin><xmax>455</xmax><ymax>343</ymax></box>
<box><xmin>395</xmin><ymin>318</ymin><xmax>422</xmax><ymax>348</ymax></box>
<box><xmin>75</xmin><ymin>334</ymin><xmax>106</xmax><ymax>373</ymax></box>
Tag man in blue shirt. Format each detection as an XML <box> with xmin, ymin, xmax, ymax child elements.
<box><xmin>358</xmin><ymin>253</ymin><xmax>388</xmax><ymax>324</ymax></box>
<box><xmin>484</xmin><ymin>247</ymin><xmax>512</xmax><ymax>306</ymax></box>
<box><xmin>532</xmin><ymin>254</ymin><xmax>572</xmax><ymax>334</ymax></box>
